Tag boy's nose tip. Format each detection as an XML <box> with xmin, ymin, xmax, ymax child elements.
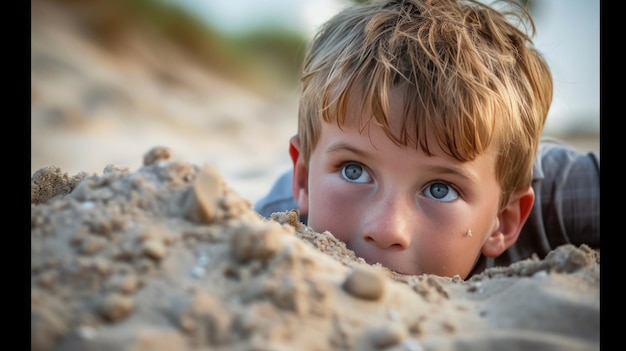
<box><xmin>363</xmin><ymin>232</ymin><xmax>410</xmax><ymax>250</ymax></box>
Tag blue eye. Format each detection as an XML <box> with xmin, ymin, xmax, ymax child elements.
<box><xmin>423</xmin><ymin>182</ymin><xmax>458</xmax><ymax>202</ymax></box>
<box><xmin>341</xmin><ymin>163</ymin><xmax>372</xmax><ymax>183</ymax></box>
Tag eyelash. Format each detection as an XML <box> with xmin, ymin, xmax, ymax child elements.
<box><xmin>334</xmin><ymin>160</ymin><xmax>463</xmax><ymax>199</ymax></box>
<box><xmin>335</xmin><ymin>160</ymin><xmax>362</xmax><ymax>172</ymax></box>
<box><xmin>423</xmin><ymin>180</ymin><xmax>462</xmax><ymax>198</ymax></box>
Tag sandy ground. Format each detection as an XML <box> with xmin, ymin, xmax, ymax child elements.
<box><xmin>30</xmin><ymin>0</ymin><xmax>298</xmax><ymax>204</ymax></box>
<box><xmin>31</xmin><ymin>1</ymin><xmax>600</xmax><ymax>350</ymax></box>
<box><xmin>31</xmin><ymin>147</ymin><xmax>599</xmax><ymax>351</ymax></box>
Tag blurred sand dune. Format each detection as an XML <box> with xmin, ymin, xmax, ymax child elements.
<box><xmin>31</xmin><ymin>0</ymin><xmax>299</xmax><ymax>202</ymax></box>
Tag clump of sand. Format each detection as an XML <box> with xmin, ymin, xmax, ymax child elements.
<box><xmin>31</xmin><ymin>146</ymin><xmax>600</xmax><ymax>351</ymax></box>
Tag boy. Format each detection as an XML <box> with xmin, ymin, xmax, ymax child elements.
<box><xmin>255</xmin><ymin>0</ymin><xmax>600</xmax><ymax>279</ymax></box>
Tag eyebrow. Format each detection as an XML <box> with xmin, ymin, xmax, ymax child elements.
<box><xmin>327</xmin><ymin>142</ymin><xmax>478</xmax><ymax>183</ymax></box>
<box><xmin>426</xmin><ymin>165</ymin><xmax>477</xmax><ymax>183</ymax></box>
<box><xmin>325</xmin><ymin>142</ymin><xmax>372</xmax><ymax>158</ymax></box>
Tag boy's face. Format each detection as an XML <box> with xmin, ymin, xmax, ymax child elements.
<box><xmin>293</xmin><ymin>91</ymin><xmax>521</xmax><ymax>279</ymax></box>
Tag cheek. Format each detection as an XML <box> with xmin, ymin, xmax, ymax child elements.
<box><xmin>414</xmin><ymin>236</ymin><xmax>481</xmax><ymax>278</ymax></box>
<box><xmin>413</xmin><ymin>208</ymin><xmax>495</xmax><ymax>277</ymax></box>
<box><xmin>306</xmin><ymin>178</ymin><xmax>362</xmax><ymax>242</ymax></box>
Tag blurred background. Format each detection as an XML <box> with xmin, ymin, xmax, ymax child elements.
<box><xmin>31</xmin><ymin>0</ymin><xmax>600</xmax><ymax>203</ymax></box>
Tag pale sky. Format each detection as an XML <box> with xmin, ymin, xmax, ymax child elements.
<box><xmin>531</xmin><ymin>0</ymin><xmax>600</xmax><ymax>134</ymax></box>
<box><xmin>166</xmin><ymin>0</ymin><xmax>599</xmax><ymax>134</ymax></box>
<box><xmin>167</xmin><ymin>0</ymin><xmax>350</xmax><ymax>36</ymax></box>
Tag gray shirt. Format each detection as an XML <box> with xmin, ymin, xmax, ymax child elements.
<box><xmin>254</xmin><ymin>139</ymin><xmax>600</xmax><ymax>276</ymax></box>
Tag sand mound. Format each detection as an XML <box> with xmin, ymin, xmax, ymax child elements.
<box><xmin>31</xmin><ymin>147</ymin><xmax>600</xmax><ymax>351</ymax></box>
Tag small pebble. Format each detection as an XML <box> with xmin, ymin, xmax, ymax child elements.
<box><xmin>231</xmin><ymin>223</ymin><xmax>283</xmax><ymax>263</ymax></box>
<box><xmin>342</xmin><ymin>266</ymin><xmax>385</xmax><ymax>301</ymax></box>
<box><xmin>99</xmin><ymin>293</ymin><xmax>134</xmax><ymax>322</ymax></box>
<box><xmin>190</xmin><ymin>266</ymin><xmax>206</xmax><ymax>279</ymax></box>
<box><xmin>184</xmin><ymin>165</ymin><xmax>223</xmax><ymax>224</ymax></box>
<box><xmin>143</xmin><ymin>146</ymin><xmax>172</xmax><ymax>166</ymax></box>
<box><xmin>401</xmin><ymin>339</ymin><xmax>424</xmax><ymax>351</ymax></box>
<box><xmin>141</xmin><ymin>239</ymin><xmax>167</xmax><ymax>261</ymax></box>
<box><xmin>81</xmin><ymin>201</ymin><xmax>96</xmax><ymax>209</ymax></box>
<box><xmin>77</xmin><ymin>326</ymin><xmax>97</xmax><ymax>340</ymax></box>
<box><xmin>369</xmin><ymin>324</ymin><xmax>408</xmax><ymax>348</ymax></box>
<box><xmin>106</xmin><ymin>273</ymin><xmax>140</xmax><ymax>294</ymax></box>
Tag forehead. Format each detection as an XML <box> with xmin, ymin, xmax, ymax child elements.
<box><xmin>336</xmin><ymin>85</ymin><xmax>418</xmax><ymax>144</ymax></box>
<box><xmin>320</xmin><ymin>78</ymin><xmax>497</xmax><ymax>165</ymax></box>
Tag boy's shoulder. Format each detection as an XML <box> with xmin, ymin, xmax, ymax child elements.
<box><xmin>254</xmin><ymin>169</ymin><xmax>297</xmax><ymax>218</ymax></box>
<box><xmin>533</xmin><ymin>137</ymin><xmax>600</xmax><ymax>182</ymax></box>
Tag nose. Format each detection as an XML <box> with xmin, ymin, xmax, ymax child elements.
<box><xmin>361</xmin><ymin>194</ymin><xmax>413</xmax><ymax>250</ymax></box>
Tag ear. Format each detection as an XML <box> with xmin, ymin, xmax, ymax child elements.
<box><xmin>481</xmin><ymin>186</ymin><xmax>535</xmax><ymax>257</ymax></box>
<box><xmin>289</xmin><ymin>135</ymin><xmax>309</xmax><ymax>216</ymax></box>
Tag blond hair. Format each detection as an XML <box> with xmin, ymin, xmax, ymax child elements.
<box><xmin>297</xmin><ymin>0</ymin><xmax>553</xmax><ymax>209</ymax></box>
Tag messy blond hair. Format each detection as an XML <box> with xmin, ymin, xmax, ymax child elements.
<box><xmin>297</xmin><ymin>0</ymin><xmax>553</xmax><ymax>210</ymax></box>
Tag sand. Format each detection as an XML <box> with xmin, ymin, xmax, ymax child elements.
<box><xmin>31</xmin><ymin>146</ymin><xmax>599</xmax><ymax>351</ymax></box>
<box><xmin>31</xmin><ymin>1</ymin><xmax>600</xmax><ymax>350</ymax></box>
